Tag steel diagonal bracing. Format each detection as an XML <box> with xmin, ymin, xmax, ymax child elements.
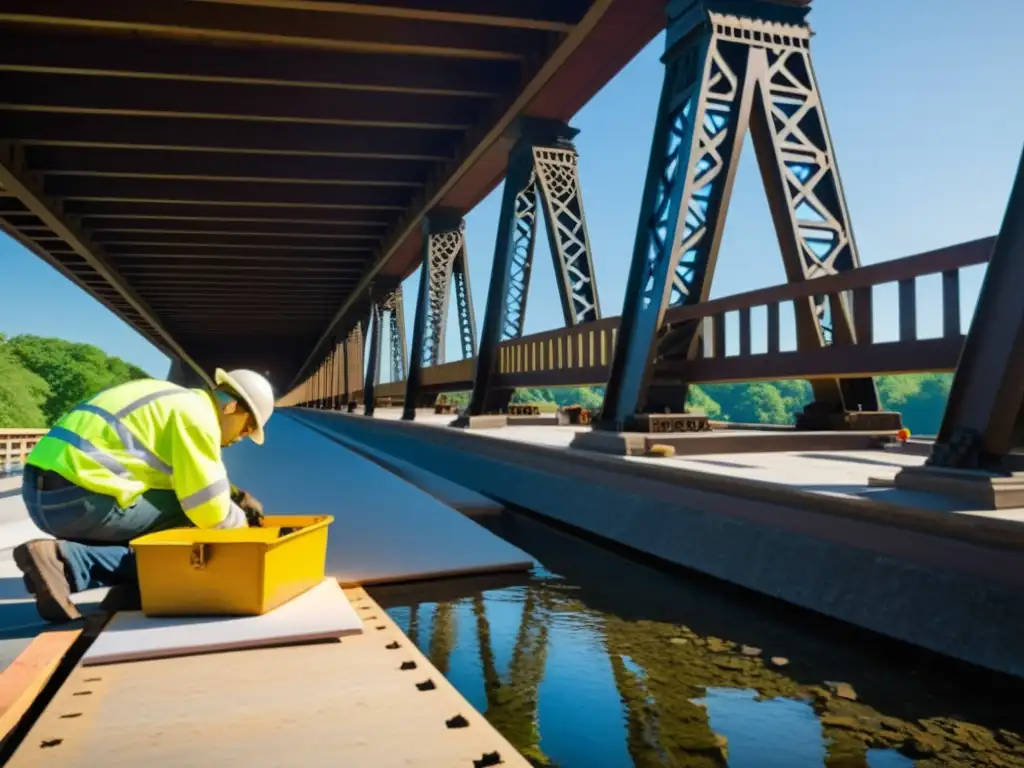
<box><xmin>403</xmin><ymin>213</ymin><xmax>476</xmax><ymax>420</ymax></box>
<box><xmin>382</xmin><ymin>287</ymin><xmax>408</xmax><ymax>382</ymax></box>
<box><xmin>471</xmin><ymin>117</ymin><xmax>601</xmax><ymax>415</ymax></box>
<box><xmin>534</xmin><ymin>144</ymin><xmax>601</xmax><ymax>326</ymax></box>
<box><xmin>452</xmin><ymin>250</ymin><xmax>477</xmax><ymax>360</ymax></box>
<box><xmin>424</xmin><ymin>225</ymin><xmax>465</xmax><ymax>366</ymax></box>
<box><xmin>600</xmin><ymin>3</ymin><xmax>878</xmax><ymax>428</ymax></box>
<box><xmin>501</xmin><ymin>171</ymin><xmax>540</xmax><ymax>341</ymax></box>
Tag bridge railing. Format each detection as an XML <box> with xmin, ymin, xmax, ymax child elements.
<box><xmin>291</xmin><ymin>237</ymin><xmax>995</xmax><ymax>406</ymax></box>
<box><xmin>0</xmin><ymin>428</ymin><xmax>46</xmax><ymax>475</ymax></box>
<box><xmin>490</xmin><ymin>237</ymin><xmax>994</xmax><ymax>390</ymax></box>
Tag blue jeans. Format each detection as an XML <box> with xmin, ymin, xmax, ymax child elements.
<box><xmin>21</xmin><ymin>465</ymin><xmax>193</xmax><ymax>593</ymax></box>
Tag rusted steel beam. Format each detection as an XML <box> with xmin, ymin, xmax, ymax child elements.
<box><xmin>89</xmin><ymin>220</ymin><xmax>386</xmax><ymax>236</ymax></box>
<box><xmin>97</xmin><ymin>231</ymin><xmax>378</xmax><ymax>246</ymax></box>
<box><xmin>27</xmin><ymin>147</ymin><xmax>433</xmax><ymax>187</ymax></box>
<box><xmin>65</xmin><ymin>200</ymin><xmax>401</xmax><ymax>221</ymax></box>
<box><xmin>180</xmin><ymin>0</ymin><xmax>589</xmax><ymax>30</ymax></box>
<box><xmin>122</xmin><ymin>274</ymin><xmax>358</xmax><ymax>284</ymax></box>
<box><xmin>46</xmin><ymin>177</ymin><xmax>416</xmax><ymax>208</ymax></box>
<box><xmin>103</xmin><ymin>243</ymin><xmax>371</xmax><ymax>257</ymax></box>
<box><xmin>106</xmin><ymin>258</ymin><xmax>368</xmax><ymax>270</ymax></box>
<box><xmin>2</xmin><ymin>113</ymin><xmax>461</xmax><ymax>161</ymax></box>
<box><xmin>0</xmin><ymin>142</ymin><xmax>209</xmax><ymax>383</ymax></box>
<box><xmin>0</xmin><ymin>73</ymin><xmax>482</xmax><ymax>131</ymax></box>
<box><xmin>0</xmin><ymin>29</ymin><xmax>519</xmax><ymax>97</ymax></box>
<box><xmin>0</xmin><ymin>0</ymin><xmax>549</xmax><ymax>61</ymax></box>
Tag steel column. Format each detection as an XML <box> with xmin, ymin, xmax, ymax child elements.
<box><xmin>453</xmin><ymin>247</ymin><xmax>478</xmax><ymax>360</ymax></box>
<box><xmin>363</xmin><ymin>300</ymin><xmax>383</xmax><ymax>417</ymax></box>
<box><xmin>404</xmin><ymin>211</ymin><xmax>467</xmax><ymax>420</ymax></box>
<box><xmin>333</xmin><ymin>339</ymin><xmax>343</xmax><ymax>410</ymax></box>
<box><xmin>384</xmin><ymin>288</ymin><xmax>408</xmax><ymax>384</ymax></box>
<box><xmin>599</xmin><ymin>0</ymin><xmax>877</xmax><ymax>430</ymax></box>
<box><xmin>927</xmin><ymin>147</ymin><xmax>1024</xmax><ymax>470</ymax></box>
<box><xmin>469</xmin><ymin>118</ymin><xmax>600</xmax><ymax>415</ymax></box>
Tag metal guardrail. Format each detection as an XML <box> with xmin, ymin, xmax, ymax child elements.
<box><xmin>297</xmin><ymin>237</ymin><xmax>995</xmax><ymax>405</ymax></box>
<box><xmin>0</xmin><ymin>428</ymin><xmax>46</xmax><ymax>476</ymax></box>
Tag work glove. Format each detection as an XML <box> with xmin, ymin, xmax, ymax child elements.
<box><xmin>230</xmin><ymin>485</ymin><xmax>264</xmax><ymax>527</ymax></box>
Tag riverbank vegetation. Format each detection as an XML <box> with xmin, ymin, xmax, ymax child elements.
<box><xmin>0</xmin><ymin>334</ymin><xmax>148</xmax><ymax>428</ymax></box>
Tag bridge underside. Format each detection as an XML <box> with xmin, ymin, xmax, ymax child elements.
<box><xmin>0</xmin><ymin>0</ymin><xmax>660</xmax><ymax>388</ymax></box>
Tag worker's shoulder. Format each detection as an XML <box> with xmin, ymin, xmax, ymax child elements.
<box><xmin>90</xmin><ymin>377</ymin><xmax>181</xmax><ymax>407</ymax></box>
<box><xmin>95</xmin><ymin>380</ymin><xmax>215</xmax><ymax>425</ymax></box>
<box><xmin>173</xmin><ymin>388</ymin><xmax>220</xmax><ymax>426</ymax></box>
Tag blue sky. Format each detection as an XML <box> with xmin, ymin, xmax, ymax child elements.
<box><xmin>2</xmin><ymin>0</ymin><xmax>1022</xmax><ymax>382</ymax></box>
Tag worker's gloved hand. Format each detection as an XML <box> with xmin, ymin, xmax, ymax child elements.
<box><xmin>230</xmin><ymin>485</ymin><xmax>264</xmax><ymax>527</ymax></box>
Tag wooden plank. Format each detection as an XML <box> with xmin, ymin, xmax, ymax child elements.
<box><xmin>9</xmin><ymin>589</ymin><xmax>530</xmax><ymax>767</ymax></box>
<box><xmin>82</xmin><ymin>579</ymin><xmax>363</xmax><ymax>666</ymax></box>
<box><xmin>0</xmin><ymin>630</ymin><xmax>80</xmax><ymax>746</ymax></box>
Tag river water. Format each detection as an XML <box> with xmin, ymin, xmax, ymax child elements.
<box><xmin>372</xmin><ymin>509</ymin><xmax>1024</xmax><ymax>768</ymax></box>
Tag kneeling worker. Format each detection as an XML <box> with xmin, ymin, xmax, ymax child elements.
<box><xmin>15</xmin><ymin>368</ymin><xmax>275</xmax><ymax>623</ymax></box>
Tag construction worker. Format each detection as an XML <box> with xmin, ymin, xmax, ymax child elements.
<box><xmin>14</xmin><ymin>368</ymin><xmax>275</xmax><ymax>624</ymax></box>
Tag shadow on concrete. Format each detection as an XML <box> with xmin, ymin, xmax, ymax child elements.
<box><xmin>0</xmin><ymin>487</ymin><xmax>23</xmax><ymax>500</ymax></box>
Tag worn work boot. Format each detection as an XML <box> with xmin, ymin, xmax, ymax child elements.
<box><xmin>13</xmin><ymin>539</ymin><xmax>81</xmax><ymax>623</ymax></box>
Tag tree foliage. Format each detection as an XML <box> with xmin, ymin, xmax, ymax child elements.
<box><xmin>0</xmin><ymin>334</ymin><xmax>150</xmax><ymax>428</ymax></box>
<box><xmin>446</xmin><ymin>373</ymin><xmax>953</xmax><ymax>436</ymax></box>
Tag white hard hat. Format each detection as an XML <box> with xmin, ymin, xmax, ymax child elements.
<box><xmin>214</xmin><ymin>368</ymin><xmax>274</xmax><ymax>445</ymax></box>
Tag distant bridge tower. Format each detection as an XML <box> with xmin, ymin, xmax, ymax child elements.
<box><xmin>468</xmin><ymin>117</ymin><xmax>602</xmax><ymax>416</ymax></box>
<box><xmin>403</xmin><ymin>211</ymin><xmax>478</xmax><ymax>419</ymax></box>
<box><xmin>599</xmin><ymin>0</ymin><xmax>888</xmax><ymax>433</ymax></box>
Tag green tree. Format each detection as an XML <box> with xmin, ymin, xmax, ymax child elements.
<box><xmin>876</xmin><ymin>373</ymin><xmax>951</xmax><ymax>436</ymax></box>
<box><xmin>685</xmin><ymin>385</ymin><xmax>723</xmax><ymax>419</ymax></box>
<box><xmin>3</xmin><ymin>334</ymin><xmax>150</xmax><ymax>426</ymax></box>
<box><xmin>0</xmin><ymin>337</ymin><xmax>51</xmax><ymax>428</ymax></box>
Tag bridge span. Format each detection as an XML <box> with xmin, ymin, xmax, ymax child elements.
<box><xmin>4</xmin><ymin>0</ymin><xmax>1024</xmax><ymax>758</ymax></box>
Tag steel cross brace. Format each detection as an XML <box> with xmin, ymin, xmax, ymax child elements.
<box><xmin>469</xmin><ymin>117</ymin><xmax>602</xmax><ymax>416</ymax></box>
<box><xmin>382</xmin><ymin>286</ymin><xmax>408</xmax><ymax>383</ymax></box>
<box><xmin>403</xmin><ymin>211</ymin><xmax>478</xmax><ymax>420</ymax></box>
<box><xmin>599</xmin><ymin>0</ymin><xmax>878</xmax><ymax>429</ymax></box>
<box><xmin>362</xmin><ymin>282</ymin><xmax>401</xmax><ymax>416</ymax></box>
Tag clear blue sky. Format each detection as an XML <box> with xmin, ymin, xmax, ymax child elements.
<box><xmin>2</xmin><ymin>0</ymin><xmax>1022</xmax><ymax>383</ymax></box>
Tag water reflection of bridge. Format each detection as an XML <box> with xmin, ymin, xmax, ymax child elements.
<box><xmin>375</xmin><ymin>515</ymin><xmax>1024</xmax><ymax>768</ymax></box>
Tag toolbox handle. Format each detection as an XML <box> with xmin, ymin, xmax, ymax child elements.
<box><xmin>190</xmin><ymin>543</ymin><xmax>210</xmax><ymax>569</ymax></box>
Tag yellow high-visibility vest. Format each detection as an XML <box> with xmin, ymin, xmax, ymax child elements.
<box><xmin>27</xmin><ymin>379</ymin><xmax>244</xmax><ymax>529</ymax></box>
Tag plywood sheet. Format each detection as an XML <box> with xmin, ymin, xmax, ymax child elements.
<box><xmin>82</xmin><ymin>578</ymin><xmax>361</xmax><ymax>666</ymax></box>
<box><xmin>10</xmin><ymin>589</ymin><xmax>530</xmax><ymax>767</ymax></box>
<box><xmin>223</xmin><ymin>414</ymin><xmax>532</xmax><ymax>585</ymax></box>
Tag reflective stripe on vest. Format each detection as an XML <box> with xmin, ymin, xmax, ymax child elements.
<box><xmin>45</xmin><ymin>386</ymin><xmax>185</xmax><ymax>478</ymax></box>
<box><xmin>180</xmin><ymin>476</ymin><xmax>229</xmax><ymax>514</ymax></box>
<box><xmin>45</xmin><ymin>426</ymin><xmax>131</xmax><ymax>478</ymax></box>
